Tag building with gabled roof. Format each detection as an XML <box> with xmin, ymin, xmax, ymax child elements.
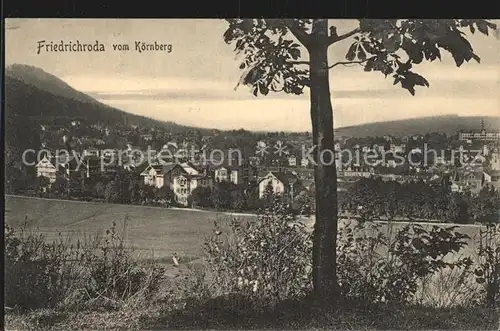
<box><xmin>258</xmin><ymin>171</ymin><xmax>303</xmax><ymax>201</ymax></box>
<box><xmin>172</xmin><ymin>172</ymin><xmax>213</xmax><ymax>206</ymax></box>
<box><xmin>139</xmin><ymin>162</ymin><xmax>187</xmax><ymax>188</ymax></box>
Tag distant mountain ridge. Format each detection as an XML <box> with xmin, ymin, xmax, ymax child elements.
<box><xmin>4</xmin><ymin>64</ymin><xmax>202</xmax><ymax>133</ymax></box>
<box><xmin>335</xmin><ymin>115</ymin><xmax>500</xmax><ymax>138</ymax></box>
<box><xmin>6</xmin><ymin>64</ymin><xmax>99</xmax><ymax>105</ymax></box>
<box><xmin>5</xmin><ymin>63</ymin><xmax>500</xmax><ymax>139</ymax></box>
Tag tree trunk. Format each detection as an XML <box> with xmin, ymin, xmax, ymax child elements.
<box><xmin>308</xmin><ymin>19</ymin><xmax>339</xmax><ymax>302</ymax></box>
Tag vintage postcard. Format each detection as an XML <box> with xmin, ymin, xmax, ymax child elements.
<box><xmin>4</xmin><ymin>18</ymin><xmax>500</xmax><ymax>330</ymax></box>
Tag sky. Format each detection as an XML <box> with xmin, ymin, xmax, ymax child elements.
<box><xmin>5</xmin><ymin>19</ymin><xmax>500</xmax><ymax>132</ymax></box>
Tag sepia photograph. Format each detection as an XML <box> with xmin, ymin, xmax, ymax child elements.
<box><xmin>3</xmin><ymin>18</ymin><xmax>500</xmax><ymax>330</ymax></box>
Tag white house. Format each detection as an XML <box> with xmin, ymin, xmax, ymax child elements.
<box><xmin>288</xmin><ymin>156</ymin><xmax>297</xmax><ymax>167</ymax></box>
<box><xmin>390</xmin><ymin>144</ymin><xmax>406</xmax><ymax>154</ymax></box>
<box><xmin>214</xmin><ymin>166</ymin><xmax>240</xmax><ymax>185</ymax></box>
<box><xmin>483</xmin><ymin>144</ymin><xmax>490</xmax><ymax>156</ymax></box>
<box><xmin>258</xmin><ymin>171</ymin><xmax>300</xmax><ymax>200</ymax></box>
<box><xmin>35</xmin><ymin>155</ymin><xmax>57</xmax><ymax>183</ymax></box>
<box><xmin>140</xmin><ymin>163</ymin><xmax>186</xmax><ymax>189</ymax></box>
<box><xmin>483</xmin><ymin>171</ymin><xmax>492</xmax><ymax>183</ymax></box>
<box><xmin>491</xmin><ymin>152</ymin><xmax>500</xmax><ymax>171</ymax></box>
<box><xmin>83</xmin><ymin>148</ymin><xmax>100</xmax><ymax>158</ymax></box>
<box><xmin>172</xmin><ymin>173</ymin><xmax>213</xmax><ymax>206</ymax></box>
<box><xmin>301</xmin><ymin>157</ymin><xmax>310</xmax><ymax>168</ymax></box>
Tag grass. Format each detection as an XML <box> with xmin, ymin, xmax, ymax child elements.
<box><xmin>5</xmin><ymin>300</ymin><xmax>499</xmax><ymax>330</ymax></box>
<box><xmin>5</xmin><ymin>195</ymin><xmax>256</xmax><ymax>260</ymax></box>
<box><xmin>4</xmin><ymin>196</ymin><xmax>499</xmax><ymax>330</ymax></box>
<box><xmin>5</xmin><ymin>195</ymin><xmax>485</xmax><ymax>262</ymax></box>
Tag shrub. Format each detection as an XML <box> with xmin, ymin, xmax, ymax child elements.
<box><xmin>336</xmin><ymin>220</ymin><xmax>472</xmax><ymax>305</ymax></box>
<box><xmin>473</xmin><ymin>222</ymin><xmax>500</xmax><ymax>307</ymax></box>
<box><xmin>5</xmin><ymin>221</ymin><xmax>76</xmax><ymax>310</ymax></box>
<box><xmin>5</xmin><ymin>218</ymin><xmax>166</xmax><ymax>312</ymax></box>
<box><xmin>63</xmin><ymin>221</ymin><xmax>166</xmax><ymax>310</ymax></box>
<box><xmin>204</xmin><ymin>200</ymin><xmax>312</xmax><ymax>308</ymax></box>
<box><xmin>414</xmin><ymin>263</ymin><xmax>483</xmax><ymax>309</ymax></box>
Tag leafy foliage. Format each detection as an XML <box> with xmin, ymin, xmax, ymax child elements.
<box><xmin>204</xmin><ymin>200</ymin><xmax>312</xmax><ymax>307</ymax></box>
<box><xmin>337</xmin><ymin>220</ymin><xmax>472</xmax><ymax>304</ymax></box>
<box><xmin>352</xmin><ymin>19</ymin><xmax>496</xmax><ymax>95</ymax></box>
<box><xmin>473</xmin><ymin>223</ymin><xmax>500</xmax><ymax>307</ymax></box>
<box><xmin>223</xmin><ymin>19</ymin><xmax>497</xmax><ymax>97</ymax></box>
<box><xmin>340</xmin><ymin>177</ymin><xmax>469</xmax><ymax>223</ymax></box>
<box><xmin>191</xmin><ymin>186</ymin><xmax>213</xmax><ymax>208</ymax></box>
<box><xmin>5</xmin><ymin>220</ymin><xmax>165</xmax><ymax>311</ymax></box>
<box><xmin>223</xmin><ymin>19</ymin><xmax>310</xmax><ymax>96</ymax></box>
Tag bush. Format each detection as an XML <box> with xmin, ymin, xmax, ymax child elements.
<box><xmin>5</xmin><ymin>222</ymin><xmax>76</xmax><ymax>310</ymax></box>
<box><xmin>473</xmin><ymin>222</ymin><xmax>500</xmax><ymax>307</ymax></box>
<box><xmin>5</xmin><ymin>218</ymin><xmax>166</xmax><ymax>312</ymax></box>
<box><xmin>204</xmin><ymin>200</ymin><xmax>312</xmax><ymax>308</ymax></box>
<box><xmin>336</xmin><ymin>220</ymin><xmax>472</xmax><ymax>305</ymax></box>
<box><xmin>64</xmin><ymin>221</ymin><xmax>166</xmax><ymax>311</ymax></box>
<box><xmin>414</xmin><ymin>263</ymin><xmax>483</xmax><ymax>309</ymax></box>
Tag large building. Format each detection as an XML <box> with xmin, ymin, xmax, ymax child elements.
<box><xmin>459</xmin><ymin>119</ymin><xmax>500</xmax><ymax>141</ymax></box>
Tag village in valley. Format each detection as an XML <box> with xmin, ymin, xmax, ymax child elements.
<box><xmin>11</xmin><ymin>115</ymin><xmax>500</xmax><ymax>223</ymax></box>
<box><xmin>4</xmin><ymin>17</ymin><xmax>500</xmax><ymax>331</ymax></box>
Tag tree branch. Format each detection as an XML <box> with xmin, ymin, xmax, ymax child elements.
<box><xmin>289</xmin><ymin>60</ymin><xmax>310</xmax><ymax>65</ymax></box>
<box><xmin>282</xmin><ymin>19</ymin><xmax>311</xmax><ymax>47</ymax></box>
<box><xmin>329</xmin><ymin>58</ymin><xmax>369</xmax><ymax>69</ymax></box>
<box><xmin>328</xmin><ymin>27</ymin><xmax>361</xmax><ymax>45</ymax></box>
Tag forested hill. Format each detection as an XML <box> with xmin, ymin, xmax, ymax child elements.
<box><xmin>4</xmin><ymin>74</ymin><xmax>201</xmax><ymax>133</ymax></box>
<box><xmin>335</xmin><ymin>115</ymin><xmax>500</xmax><ymax>138</ymax></box>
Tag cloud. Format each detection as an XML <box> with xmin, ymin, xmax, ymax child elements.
<box><xmin>100</xmin><ymin>93</ymin><xmax>499</xmax><ymax>132</ymax></box>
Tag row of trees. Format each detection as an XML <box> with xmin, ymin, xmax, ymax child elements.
<box><xmin>9</xmin><ymin>169</ymin><xmax>176</xmax><ymax>207</ymax></box>
<box><xmin>340</xmin><ymin>177</ymin><xmax>499</xmax><ymax>223</ymax></box>
<box><xmin>191</xmin><ymin>181</ymin><xmax>313</xmax><ymax>215</ymax></box>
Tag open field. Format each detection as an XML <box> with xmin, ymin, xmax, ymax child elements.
<box><xmin>5</xmin><ymin>195</ymin><xmax>257</xmax><ymax>260</ymax></box>
<box><xmin>5</xmin><ymin>195</ymin><xmax>486</xmax><ymax>262</ymax></box>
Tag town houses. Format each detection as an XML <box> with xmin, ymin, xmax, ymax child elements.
<box><xmin>25</xmin><ymin>116</ymin><xmax>499</xmax><ymax>211</ymax></box>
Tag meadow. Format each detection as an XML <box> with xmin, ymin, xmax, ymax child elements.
<box><xmin>5</xmin><ymin>195</ymin><xmax>486</xmax><ymax>262</ymax></box>
<box><xmin>5</xmin><ymin>195</ymin><xmax>497</xmax><ymax>330</ymax></box>
<box><xmin>5</xmin><ymin>195</ymin><xmax>254</xmax><ymax>260</ymax></box>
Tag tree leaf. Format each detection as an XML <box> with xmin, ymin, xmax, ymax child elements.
<box><xmin>252</xmin><ymin>85</ymin><xmax>258</xmax><ymax>97</ymax></box>
<box><xmin>476</xmin><ymin>20</ymin><xmax>489</xmax><ymax>35</ymax></box>
<box><xmin>411</xmin><ymin>72</ymin><xmax>430</xmax><ymax>87</ymax></box>
<box><xmin>364</xmin><ymin>58</ymin><xmax>375</xmax><ymax>72</ymax></box>
<box><xmin>289</xmin><ymin>48</ymin><xmax>301</xmax><ymax>60</ymax></box>
<box><xmin>259</xmin><ymin>83</ymin><xmax>269</xmax><ymax>96</ymax></box>
<box><xmin>346</xmin><ymin>43</ymin><xmax>357</xmax><ymax>61</ymax></box>
<box><xmin>384</xmin><ymin>34</ymin><xmax>400</xmax><ymax>53</ymax></box>
<box><xmin>486</xmin><ymin>21</ymin><xmax>497</xmax><ymax>30</ymax></box>
<box><xmin>357</xmin><ymin>47</ymin><xmax>367</xmax><ymax>61</ymax></box>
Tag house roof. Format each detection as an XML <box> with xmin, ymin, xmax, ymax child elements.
<box><xmin>211</xmin><ymin>159</ymin><xmax>241</xmax><ymax>170</ymax></box>
<box><xmin>260</xmin><ymin>171</ymin><xmax>299</xmax><ymax>186</ymax></box>
<box><xmin>141</xmin><ymin>162</ymin><xmax>185</xmax><ymax>176</ymax></box>
<box><xmin>465</xmin><ymin>171</ymin><xmax>484</xmax><ymax>181</ymax></box>
<box><xmin>180</xmin><ymin>162</ymin><xmax>199</xmax><ymax>175</ymax></box>
<box><xmin>174</xmin><ymin>173</ymin><xmax>211</xmax><ymax>180</ymax></box>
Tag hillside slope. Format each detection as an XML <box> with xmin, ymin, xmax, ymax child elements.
<box><xmin>6</xmin><ymin>64</ymin><xmax>99</xmax><ymax>104</ymax></box>
<box><xmin>4</xmin><ymin>74</ymin><xmax>206</xmax><ymax>133</ymax></box>
<box><xmin>335</xmin><ymin>115</ymin><xmax>500</xmax><ymax>138</ymax></box>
